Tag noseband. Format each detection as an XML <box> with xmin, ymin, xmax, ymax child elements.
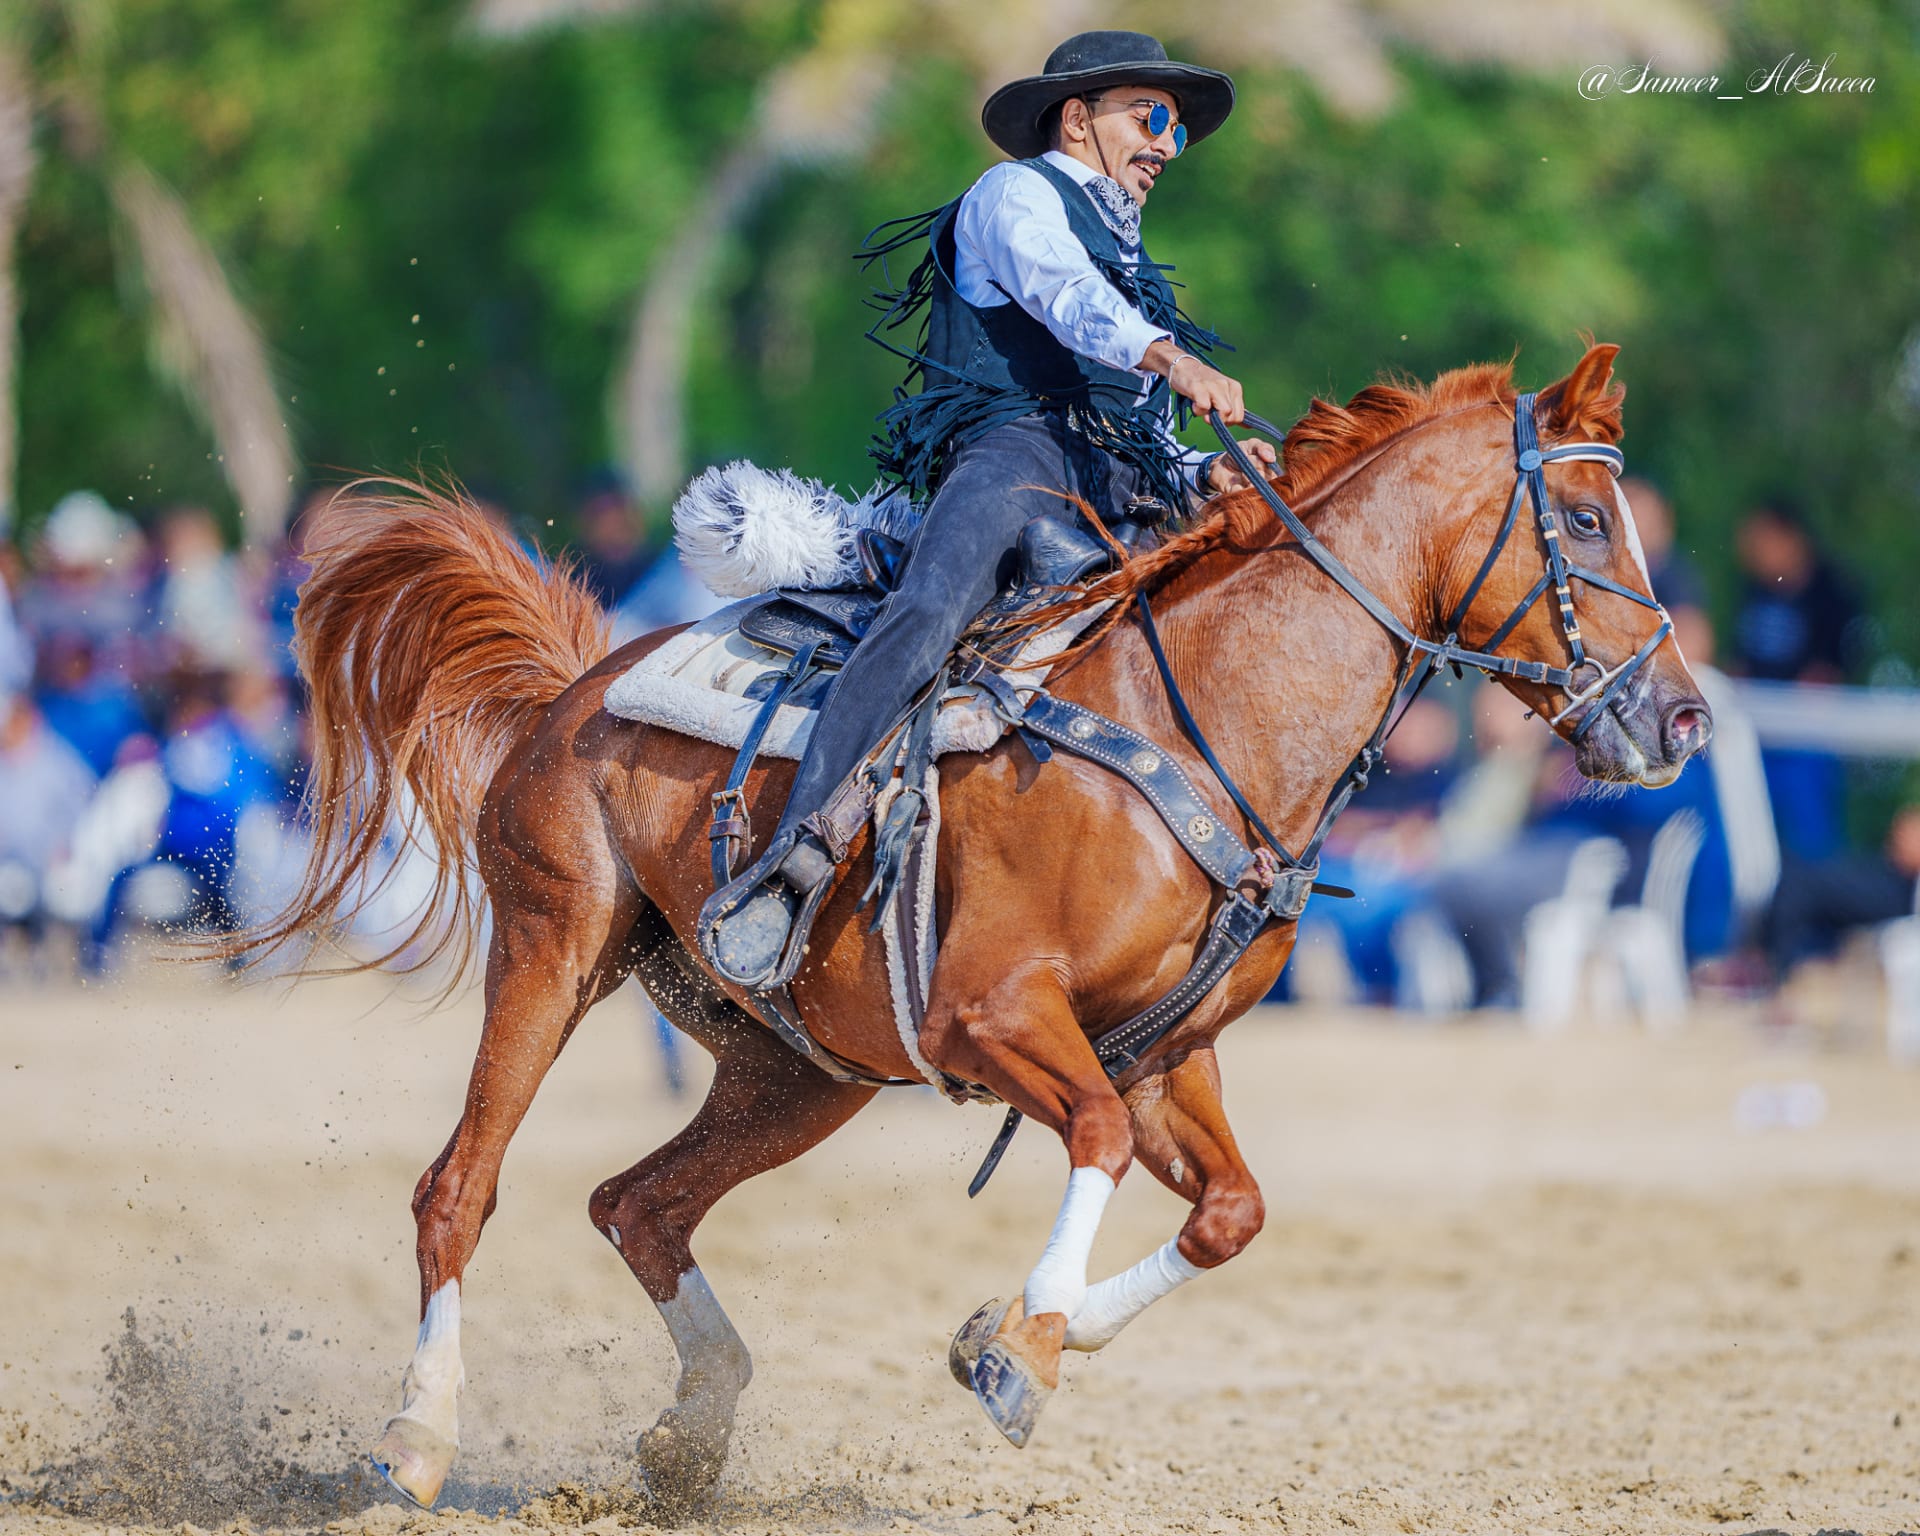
<box><xmin>1127</xmin><ymin>399</ymin><xmax>1677</xmax><ymax>884</ymax></box>
<box><xmin>965</xmin><ymin>393</ymin><xmax>1678</xmax><ymax>1192</ymax></box>
<box><xmin>1211</xmin><ymin>394</ymin><xmax>1673</xmax><ymax>741</ymax></box>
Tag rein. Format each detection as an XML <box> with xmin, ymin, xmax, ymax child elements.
<box><xmin>716</xmin><ymin>390</ymin><xmax>1681</xmax><ymax>1192</ymax></box>
<box><xmin>971</xmin><ymin>393</ymin><xmax>1678</xmax><ymax>1193</ymax></box>
<box><xmin>1146</xmin><ymin>397</ymin><xmax>1675</xmax><ymax>881</ymax></box>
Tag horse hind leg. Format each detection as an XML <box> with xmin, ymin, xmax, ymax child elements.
<box><xmin>370</xmin><ymin>886</ymin><xmax>636</xmax><ymax>1508</ymax></box>
<box><xmin>589</xmin><ymin>935</ymin><xmax>876</xmax><ymax>1514</ymax></box>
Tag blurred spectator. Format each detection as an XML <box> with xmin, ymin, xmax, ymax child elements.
<box><xmin>1426</xmin><ymin>693</ymin><xmax>1593</xmax><ymax>1008</ymax></box>
<box><xmin>1730</xmin><ymin>496</ymin><xmax>1863</xmax><ymax>862</ymax></box>
<box><xmin>1299</xmin><ymin>696</ymin><xmax>1461</xmax><ymax>1001</ymax></box>
<box><xmin>153</xmin><ymin>669</ymin><xmax>282</xmax><ymax>932</ymax></box>
<box><xmin>573</xmin><ymin>468</ymin><xmax>652</xmax><ymax>608</ymax></box>
<box><xmin>1425</xmin><ymin>683</ymin><xmax>1733</xmax><ymax>1006</ymax></box>
<box><xmin>227</xmin><ymin>667</ymin><xmax>301</xmax><ymax>785</ymax></box>
<box><xmin>1731</xmin><ymin>496</ymin><xmax>1864</xmax><ymax>682</ymax></box>
<box><xmin>152</xmin><ymin>504</ymin><xmax>266</xmax><ymax>670</ymax></box>
<box><xmin>34</xmin><ymin>634</ymin><xmax>149</xmax><ymax>777</ymax></box>
<box><xmin>0</xmin><ymin>694</ymin><xmax>97</xmax><ymax>939</ymax></box>
<box><xmin>46</xmin><ymin>734</ymin><xmax>170</xmax><ymax>972</ymax></box>
<box><xmin>17</xmin><ymin>491</ymin><xmax>146</xmax><ymax>665</ymax></box>
<box><xmin>1759</xmin><ymin>804</ymin><xmax>1920</xmax><ymax>976</ymax></box>
<box><xmin>1618</xmin><ymin>476</ymin><xmax>1713</xmax><ymax>664</ymax></box>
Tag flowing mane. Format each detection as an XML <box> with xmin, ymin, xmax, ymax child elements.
<box><xmin>1078</xmin><ymin>361</ymin><xmax>1524</xmax><ymax>616</ymax></box>
<box><xmin>1029</xmin><ymin>354</ymin><xmax>1620</xmax><ymax>655</ymax></box>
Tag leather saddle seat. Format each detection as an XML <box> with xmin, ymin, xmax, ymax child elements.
<box><xmin>735</xmin><ymin>513</ymin><xmax>1124</xmax><ymax>676</ymax></box>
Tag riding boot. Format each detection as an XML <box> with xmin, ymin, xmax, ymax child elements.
<box><xmin>697</xmin><ymin>826</ymin><xmax>838</xmax><ymax>990</ymax></box>
<box><xmin>697</xmin><ymin>414</ymin><xmax>1139</xmax><ymax>991</ymax></box>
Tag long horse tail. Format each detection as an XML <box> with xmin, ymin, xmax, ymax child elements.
<box><xmin>244</xmin><ymin>477</ymin><xmax>612</xmax><ymax>981</ymax></box>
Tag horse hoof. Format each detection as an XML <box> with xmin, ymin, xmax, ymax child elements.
<box><xmin>635</xmin><ymin>1409</ymin><xmax>726</xmax><ymax>1517</ymax></box>
<box><xmin>369</xmin><ymin>1416</ymin><xmax>455</xmax><ymax>1509</ymax></box>
<box><xmin>970</xmin><ymin>1336</ymin><xmax>1056</xmax><ymax>1449</ymax></box>
<box><xmin>948</xmin><ymin>1295</ymin><xmax>1024</xmax><ymax>1389</ymax></box>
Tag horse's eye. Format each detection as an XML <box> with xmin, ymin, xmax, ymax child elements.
<box><xmin>1567</xmin><ymin>505</ymin><xmax>1604</xmax><ymax>536</ymax></box>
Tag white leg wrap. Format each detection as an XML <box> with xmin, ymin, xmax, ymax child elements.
<box><xmin>394</xmin><ymin>1281</ymin><xmax>464</xmax><ymax>1443</ymax></box>
<box><xmin>1064</xmin><ymin>1239</ymin><xmax>1205</xmax><ymax>1353</ymax></box>
<box><xmin>1022</xmin><ymin>1167</ymin><xmax>1115</xmax><ymax>1321</ymax></box>
<box><xmin>654</xmin><ymin>1268</ymin><xmax>753</xmax><ymax>1435</ymax></box>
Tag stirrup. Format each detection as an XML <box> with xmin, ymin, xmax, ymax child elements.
<box><xmin>697</xmin><ymin>832</ymin><xmax>835</xmax><ymax>990</ymax></box>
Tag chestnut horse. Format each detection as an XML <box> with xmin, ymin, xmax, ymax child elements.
<box><xmin>261</xmin><ymin>344</ymin><xmax>1709</xmax><ymax>1509</ymax></box>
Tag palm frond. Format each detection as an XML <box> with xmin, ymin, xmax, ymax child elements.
<box><xmin>111</xmin><ymin>162</ymin><xmax>295</xmax><ymax>545</ymax></box>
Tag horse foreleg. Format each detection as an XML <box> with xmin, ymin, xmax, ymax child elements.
<box><xmin>588</xmin><ymin>1010</ymin><xmax>875</xmax><ymax>1513</ymax></box>
<box><xmin>1065</xmin><ymin>1043</ymin><xmax>1263</xmax><ymax>1353</ymax></box>
<box><xmin>371</xmin><ymin>893</ymin><xmax>630</xmax><ymax>1508</ymax></box>
<box><xmin>921</xmin><ymin>965</ymin><xmax>1132</xmax><ymax>1447</ymax></box>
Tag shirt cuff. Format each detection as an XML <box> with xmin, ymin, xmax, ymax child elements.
<box><xmin>1124</xmin><ymin>321</ymin><xmax>1174</xmax><ymax>373</ymax></box>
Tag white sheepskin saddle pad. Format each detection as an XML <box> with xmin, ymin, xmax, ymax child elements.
<box><xmin>600</xmin><ymin>459</ymin><xmax>1105</xmax><ymax>758</ymax></box>
<box><xmin>600</xmin><ymin>595</ymin><xmax>1103</xmax><ymax>760</ymax></box>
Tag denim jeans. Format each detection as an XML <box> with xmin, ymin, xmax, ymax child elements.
<box><xmin>773</xmin><ymin>411</ymin><xmax>1143</xmax><ymax>840</ymax></box>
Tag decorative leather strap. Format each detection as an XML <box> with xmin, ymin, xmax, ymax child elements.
<box><xmin>1093</xmin><ymin>891</ymin><xmax>1270</xmax><ymax>1071</ymax></box>
<box><xmin>1018</xmin><ymin>692</ymin><xmax>1262</xmax><ymax>892</ymax></box>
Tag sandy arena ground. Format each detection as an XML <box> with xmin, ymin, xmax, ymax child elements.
<box><xmin>2</xmin><ymin>968</ymin><xmax>1918</xmax><ymax>1536</ymax></box>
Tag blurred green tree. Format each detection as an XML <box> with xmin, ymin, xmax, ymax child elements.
<box><xmin>5</xmin><ymin>0</ymin><xmax>1916</xmax><ymax>672</ymax></box>
<box><xmin>4</xmin><ymin>0</ymin><xmax>297</xmax><ymax>542</ymax></box>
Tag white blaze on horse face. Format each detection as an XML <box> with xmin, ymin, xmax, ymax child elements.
<box><xmin>1063</xmin><ymin>1237</ymin><xmax>1205</xmax><ymax>1352</ymax></box>
<box><xmin>393</xmin><ymin>1280</ymin><xmax>465</xmax><ymax>1447</ymax></box>
<box><xmin>1612</xmin><ymin>480</ymin><xmax>1653</xmax><ymax>589</ymax></box>
<box><xmin>1023</xmin><ymin>1166</ymin><xmax>1115</xmax><ymax>1321</ymax></box>
<box><xmin>654</xmin><ymin>1267</ymin><xmax>754</xmax><ymax>1435</ymax></box>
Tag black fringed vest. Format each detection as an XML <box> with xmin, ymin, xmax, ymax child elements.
<box><xmin>860</xmin><ymin>157</ymin><xmax>1222</xmax><ymax>509</ymax></box>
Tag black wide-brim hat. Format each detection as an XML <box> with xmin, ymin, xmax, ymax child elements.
<box><xmin>981</xmin><ymin>30</ymin><xmax>1235</xmax><ymax>161</ymax></box>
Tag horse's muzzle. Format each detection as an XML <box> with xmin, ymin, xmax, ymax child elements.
<box><xmin>1661</xmin><ymin>697</ymin><xmax>1713</xmax><ymax>762</ymax></box>
<box><xmin>1573</xmin><ymin>678</ymin><xmax>1712</xmax><ymax>787</ymax></box>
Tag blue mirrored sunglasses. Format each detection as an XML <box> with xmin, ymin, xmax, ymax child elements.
<box><xmin>1087</xmin><ymin>94</ymin><xmax>1187</xmax><ymax>156</ymax></box>
<box><xmin>1141</xmin><ymin>101</ymin><xmax>1188</xmax><ymax>156</ymax></box>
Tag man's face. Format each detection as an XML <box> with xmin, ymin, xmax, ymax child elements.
<box><xmin>1070</xmin><ymin>85</ymin><xmax>1183</xmax><ymax>205</ymax></box>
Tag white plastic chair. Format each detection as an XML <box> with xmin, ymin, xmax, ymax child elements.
<box><xmin>1606</xmin><ymin>808</ymin><xmax>1706</xmax><ymax>1030</ymax></box>
<box><xmin>1521</xmin><ymin>836</ymin><xmax>1629</xmax><ymax>1032</ymax></box>
<box><xmin>1880</xmin><ymin>887</ymin><xmax>1920</xmax><ymax>1067</ymax></box>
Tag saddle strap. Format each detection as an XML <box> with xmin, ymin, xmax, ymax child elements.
<box><xmin>742</xmin><ymin>988</ymin><xmax>920</xmax><ymax>1089</ymax></box>
<box><xmin>1016</xmin><ymin>692</ymin><xmax>1263</xmax><ymax>892</ymax></box>
<box><xmin>859</xmin><ymin>666</ymin><xmax>948</xmax><ymax>921</ymax></box>
<box><xmin>710</xmin><ymin>640</ymin><xmax>821</xmax><ymax>888</ymax></box>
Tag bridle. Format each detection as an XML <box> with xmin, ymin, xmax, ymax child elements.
<box><xmin>963</xmin><ymin>388</ymin><xmax>1684</xmax><ymax>1193</ymax></box>
<box><xmin>1133</xmin><ymin>395</ymin><xmax>1675</xmax><ymax>881</ymax></box>
<box><xmin>1224</xmin><ymin>393</ymin><xmax>1671</xmax><ymax>732</ymax></box>
<box><xmin>1430</xmin><ymin>393</ymin><xmax>1673</xmax><ymax>737</ymax></box>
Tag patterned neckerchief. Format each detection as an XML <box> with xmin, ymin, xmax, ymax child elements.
<box><xmin>1081</xmin><ymin>174</ymin><xmax>1143</xmax><ymax>250</ymax></box>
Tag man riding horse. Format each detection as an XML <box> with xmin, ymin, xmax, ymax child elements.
<box><xmin>699</xmin><ymin>29</ymin><xmax>1279</xmax><ymax>989</ymax></box>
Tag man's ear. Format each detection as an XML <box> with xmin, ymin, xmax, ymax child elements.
<box><xmin>1057</xmin><ymin>97</ymin><xmax>1089</xmax><ymax>145</ymax></box>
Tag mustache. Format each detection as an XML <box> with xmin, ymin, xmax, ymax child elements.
<box><xmin>1130</xmin><ymin>152</ymin><xmax>1168</xmax><ymax>172</ymax></box>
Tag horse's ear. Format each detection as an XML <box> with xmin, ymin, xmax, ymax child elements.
<box><xmin>1535</xmin><ymin>342</ymin><xmax>1624</xmax><ymax>441</ymax></box>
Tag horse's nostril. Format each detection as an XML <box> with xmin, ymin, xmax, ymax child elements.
<box><xmin>1664</xmin><ymin>701</ymin><xmax>1713</xmax><ymax>757</ymax></box>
